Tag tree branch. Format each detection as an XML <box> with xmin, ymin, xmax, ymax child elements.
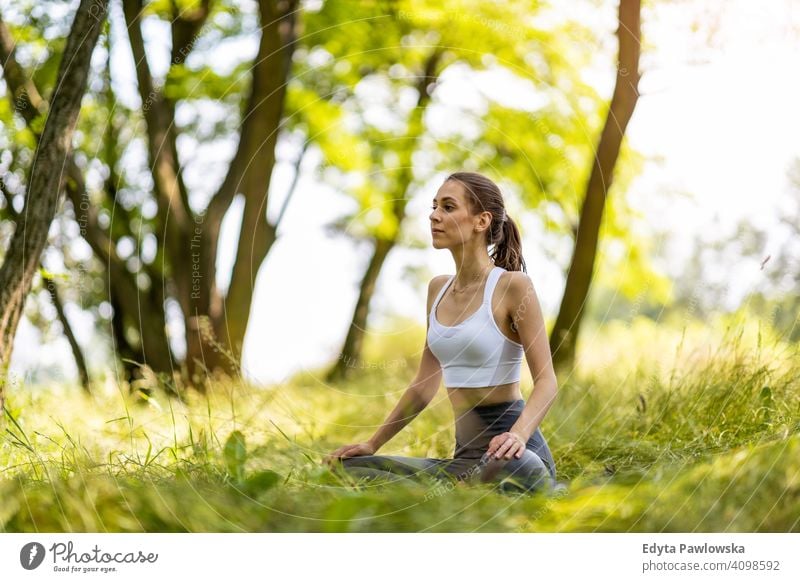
<box><xmin>170</xmin><ymin>0</ymin><xmax>212</xmax><ymax>66</ymax></box>
<box><xmin>121</xmin><ymin>0</ymin><xmax>196</xmax><ymax>310</ymax></box>
<box><xmin>0</xmin><ymin>11</ymin><xmax>46</xmax><ymax>128</ymax></box>
<box><xmin>273</xmin><ymin>139</ymin><xmax>308</xmax><ymax>235</ymax></box>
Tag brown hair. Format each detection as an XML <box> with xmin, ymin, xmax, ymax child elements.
<box><xmin>445</xmin><ymin>171</ymin><xmax>527</xmax><ymax>273</ymax></box>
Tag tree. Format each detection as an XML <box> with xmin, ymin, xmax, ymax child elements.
<box><xmin>0</xmin><ymin>3</ymin><xmax>174</xmax><ymax>392</ymax></box>
<box><xmin>549</xmin><ymin>0</ymin><xmax>642</xmax><ymax>374</ymax></box>
<box><xmin>0</xmin><ymin>0</ymin><xmax>108</xmax><ymax>411</ymax></box>
<box><xmin>119</xmin><ymin>0</ymin><xmax>302</xmax><ymax>385</ymax></box>
<box><xmin>3</xmin><ymin>0</ymin><xmax>301</xmax><ymax>390</ymax></box>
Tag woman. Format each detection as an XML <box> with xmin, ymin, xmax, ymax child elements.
<box><xmin>324</xmin><ymin>171</ymin><xmax>559</xmax><ymax>494</ymax></box>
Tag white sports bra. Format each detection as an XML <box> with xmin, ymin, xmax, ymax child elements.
<box><xmin>427</xmin><ymin>266</ymin><xmax>524</xmax><ymax>388</ymax></box>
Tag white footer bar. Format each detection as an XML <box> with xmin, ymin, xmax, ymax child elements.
<box><xmin>1</xmin><ymin>533</ymin><xmax>797</xmax><ymax>581</ymax></box>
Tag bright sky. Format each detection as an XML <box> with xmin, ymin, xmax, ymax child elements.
<box><xmin>8</xmin><ymin>0</ymin><xmax>800</xmax><ymax>386</ymax></box>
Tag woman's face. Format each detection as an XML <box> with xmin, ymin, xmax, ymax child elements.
<box><xmin>429</xmin><ymin>180</ymin><xmax>489</xmax><ymax>249</ymax></box>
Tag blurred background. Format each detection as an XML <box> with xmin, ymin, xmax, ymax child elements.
<box><xmin>1</xmin><ymin>0</ymin><xmax>798</xmax><ymax>390</ymax></box>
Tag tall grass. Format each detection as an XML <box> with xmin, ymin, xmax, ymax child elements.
<box><xmin>1</xmin><ymin>313</ymin><xmax>798</xmax><ymax>532</ymax></box>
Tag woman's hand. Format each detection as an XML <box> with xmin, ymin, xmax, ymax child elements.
<box><xmin>486</xmin><ymin>431</ymin><xmax>527</xmax><ymax>460</ymax></box>
<box><xmin>322</xmin><ymin>442</ymin><xmax>376</xmax><ymax>467</ymax></box>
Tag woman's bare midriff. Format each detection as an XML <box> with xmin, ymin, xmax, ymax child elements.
<box><xmin>447</xmin><ymin>381</ymin><xmax>523</xmax><ymax>415</ymax></box>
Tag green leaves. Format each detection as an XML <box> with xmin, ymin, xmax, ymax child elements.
<box><xmin>293</xmin><ymin>0</ymin><xmax>617</xmax><ymax>247</ymax></box>
<box><xmin>164</xmin><ymin>62</ymin><xmax>250</xmax><ymax>103</ymax></box>
<box><xmin>143</xmin><ymin>0</ymin><xmax>206</xmax><ymax>19</ymax></box>
<box><xmin>222</xmin><ymin>430</ymin><xmax>282</xmax><ymax>494</ymax></box>
<box><xmin>242</xmin><ymin>469</ymin><xmax>281</xmax><ymax>494</ymax></box>
<box><xmin>285</xmin><ymin>84</ymin><xmax>369</xmax><ymax>172</ymax></box>
<box><xmin>223</xmin><ymin>430</ymin><xmax>247</xmax><ymax>482</ymax></box>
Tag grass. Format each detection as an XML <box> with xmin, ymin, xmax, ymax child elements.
<box><xmin>1</xmin><ymin>310</ymin><xmax>799</xmax><ymax>532</ymax></box>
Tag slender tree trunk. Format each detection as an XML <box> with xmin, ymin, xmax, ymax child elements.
<box><xmin>549</xmin><ymin>0</ymin><xmax>642</xmax><ymax>374</ymax></box>
<box><xmin>109</xmin><ymin>290</ymin><xmax>140</xmax><ymax>385</ymax></box>
<box><xmin>326</xmin><ymin>50</ymin><xmax>442</xmax><ymax>383</ymax></box>
<box><xmin>327</xmin><ymin>238</ymin><xmax>395</xmax><ymax>382</ymax></box>
<box><xmin>0</xmin><ymin>0</ymin><xmax>108</xmax><ymax>412</ymax></box>
<box><xmin>44</xmin><ymin>276</ymin><xmax>91</xmax><ymax>393</ymax></box>
<box><xmin>0</xmin><ymin>176</ymin><xmax>93</xmax><ymax>396</ymax></box>
<box><xmin>121</xmin><ymin>0</ymin><xmax>194</xmax><ymax>315</ymax></box>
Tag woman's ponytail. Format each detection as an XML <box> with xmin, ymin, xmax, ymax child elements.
<box><xmin>491</xmin><ymin>214</ymin><xmax>526</xmax><ymax>273</ymax></box>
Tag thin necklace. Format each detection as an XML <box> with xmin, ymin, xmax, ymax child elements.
<box><xmin>451</xmin><ymin>262</ymin><xmax>492</xmax><ymax>294</ymax></box>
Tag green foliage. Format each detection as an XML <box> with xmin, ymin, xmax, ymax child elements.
<box><xmin>285</xmin><ymin>84</ymin><xmax>369</xmax><ymax>172</ymax></box>
<box><xmin>223</xmin><ymin>430</ymin><xmax>247</xmax><ymax>482</ymax></box>
<box><xmin>144</xmin><ymin>0</ymin><xmax>207</xmax><ymax>18</ymax></box>
<box><xmin>163</xmin><ymin>62</ymin><xmax>251</xmax><ymax>103</ymax></box>
<box><xmin>296</xmin><ymin>0</ymin><xmax>615</xmax><ymax>245</ymax></box>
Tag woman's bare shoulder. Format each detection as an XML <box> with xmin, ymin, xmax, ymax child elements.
<box><xmin>496</xmin><ymin>270</ymin><xmax>534</xmax><ymax>308</ymax></box>
<box><xmin>429</xmin><ymin>274</ymin><xmax>451</xmax><ymax>286</ymax></box>
<box><xmin>499</xmin><ymin>270</ymin><xmax>532</xmax><ymax>291</ymax></box>
<box><xmin>426</xmin><ymin>274</ymin><xmax>451</xmax><ymax>301</ymax></box>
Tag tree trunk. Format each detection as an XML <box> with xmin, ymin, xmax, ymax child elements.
<box><xmin>327</xmin><ymin>238</ymin><xmax>395</xmax><ymax>382</ymax></box>
<box><xmin>185</xmin><ymin>0</ymin><xmax>300</xmax><ymax>384</ymax></box>
<box><xmin>44</xmin><ymin>275</ymin><xmax>91</xmax><ymax>393</ymax></box>
<box><xmin>0</xmin><ymin>12</ymin><xmax>176</xmax><ymax>389</ymax></box>
<box><xmin>121</xmin><ymin>0</ymin><xmax>194</xmax><ymax>316</ymax></box>
<box><xmin>549</xmin><ymin>0</ymin><xmax>642</xmax><ymax>374</ymax></box>
<box><xmin>109</xmin><ymin>290</ymin><xmax>140</xmax><ymax>386</ymax></box>
<box><xmin>0</xmin><ymin>0</ymin><xmax>108</xmax><ymax>412</ymax></box>
<box><xmin>0</xmin><ymin>179</ymin><xmax>94</xmax><ymax>396</ymax></box>
<box><xmin>326</xmin><ymin>49</ymin><xmax>442</xmax><ymax>383</ymax></box>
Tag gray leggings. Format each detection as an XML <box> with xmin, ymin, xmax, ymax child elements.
<box><xmin>339</xmin><ymin>399</ymin><xmax>557</xmax><ymax>494</ymax></box>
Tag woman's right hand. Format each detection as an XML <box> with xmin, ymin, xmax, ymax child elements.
<box><xmin>322</xmin><ymin>442</ymin><xmax>376</xmax><ymax>467</ymax></box>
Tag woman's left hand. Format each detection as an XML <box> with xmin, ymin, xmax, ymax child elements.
<box><xmin>486</xmin><ymin>431</ymin><xmax>527</xmax><ymax>460</ymax></box>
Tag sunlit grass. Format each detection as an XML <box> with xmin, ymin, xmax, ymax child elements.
<box><xmin>1</xmin><ymin>313</ymin><xmax>799</xmax><ymax>532</ymax></box>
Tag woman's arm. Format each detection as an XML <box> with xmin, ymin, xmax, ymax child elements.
<box><xmin>367</xmin><ymin>340</ymin><xmax>442</xmax><ymax>451</ymax></box>
<box><xmin>326</xmin><ymin>278</ymin><xmax>445</xmax><ymax>462</ymax></box>
<box><xmin>501</xmin><ymin>273</ymin><xmax>559</xmax><ymax>449</ymax></box>
<box><xmin>367</xmin><ymin>276</ymin><xmax>446</xmax><ymax>451</ymax></box>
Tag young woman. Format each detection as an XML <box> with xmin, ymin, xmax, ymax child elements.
<box><xmin>324</xmin><ymin>171</ymin><xmax>559</xmax><ymax>493</ymax></box>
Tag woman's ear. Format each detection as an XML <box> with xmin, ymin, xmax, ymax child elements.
<box><xmin>475</xmin><ymin>210</ymin><xmax>492</xmax><ymax>233</ymax></box>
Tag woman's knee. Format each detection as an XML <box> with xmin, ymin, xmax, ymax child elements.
<box><xmin>481</xmin><ymin>450</ymin><xmax>552</xmax><ymax>492</ymax></box>
<box><xmin>339</xmin><ymin>455</ymin><xmax>396</xmax><ymax>475</ymax></box>
<box><xmin>507</xmin><ymin>450</ymin><xmax>548</xmax><ymax>476</ymax></box>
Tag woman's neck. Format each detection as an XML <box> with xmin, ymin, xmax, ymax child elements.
<box><xmin>451</xmin><ymin>248</ymin><xmax>493</xmax><ymax>287</ymax></box>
